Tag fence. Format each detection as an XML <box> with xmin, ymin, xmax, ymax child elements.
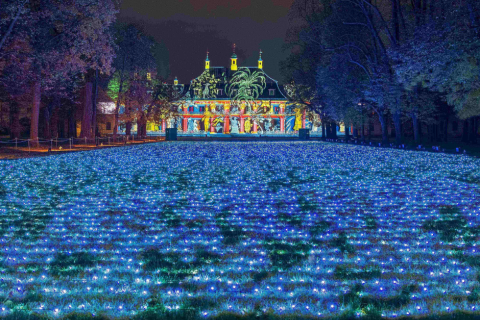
<box><xmin>0</xmin><ymin>135</ymin><xmax>164</xmax><ymax>152</ymax></box>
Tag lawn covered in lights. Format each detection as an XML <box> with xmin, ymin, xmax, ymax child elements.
<box><xmin>0</xmin><ymin>141</ymin><xmax>480</xmax><ymax>320</ymax></box>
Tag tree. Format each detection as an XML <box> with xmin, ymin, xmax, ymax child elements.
<box><xmin>0</xmin><ymin>0</ymin><xmax>118</xmax><ymax>145</ymax></box>
<box><xmin>390</xmin><ymin>0</ymin><xmax>480</xmax><ymax>143</ymax></box>
<box><xmin>106</xmin><ymin>23</ymin><xmax>157</xmax><ymax>138</ymax></box>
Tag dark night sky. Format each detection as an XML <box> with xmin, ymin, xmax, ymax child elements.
<box><xmin>118</xmin><ymin>0</ymin><xmax>294</xmax><ymax>83</ymax></box>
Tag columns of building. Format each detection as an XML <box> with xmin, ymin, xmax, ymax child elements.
<box><xmin>183</xmin><ymin>105</ymin><xmax>188</xmax><ymax>132</ymax></box>
<box><xmin>162</xmin><ymin>119</ymin><xmax>166</xmax><ymax>132</ymax></box>
<box><xmin>302</xmin><ymin>109</ymin><xmax>306</xmax><ymax>129</ymax></box>
<box><xmin>252</xmin><ymin>103</ymin><xmax>258</xmax><ymax>133</ymax></box>
<box><xmin>224</xmin><ymin>103</ymin><xmax>230</xmax><ymax>134</ymax></box>
<box><xmin>240</xmin><ymin>104</ymin><xmax>245</xmax><ymax>133</ymax></box>
<box><xmin>280</xmin><ymin>104</ymin><xmax>285</xmax><ymax>133</ymax></box>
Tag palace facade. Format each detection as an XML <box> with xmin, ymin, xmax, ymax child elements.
<box><xmin>127</xmin><ymin>50</ymin><xmax>324</xmax><ymax>136</ymax></box>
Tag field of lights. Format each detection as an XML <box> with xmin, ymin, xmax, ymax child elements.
<box><xmin>0</xmin><ymin>141</ymin><xmax>479</xmax><ymax>319</ymax></box>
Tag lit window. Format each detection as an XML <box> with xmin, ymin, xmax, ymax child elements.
<box><xmin>147</xmin><ymin>73</ymin><xmax>151</xmax><ymax>80</ymax></box>
<box><xmin>199</xmin><ymin>106</ymin><xmax>205</xmax><ymax>112</ymax></box>
<box><xmin>269</xmin><ymin>89</ymin><xmax>275</xmax><ymax>96</ymax></box>
<box><xmin>218</xmin><ymin>89</ymin><xmax>223</xmax><ymax>95</ymax></box>
<box><xmin>188</xmin><ymin>106</ymin><xmax>194</xmax><ymax>112</ymax></box>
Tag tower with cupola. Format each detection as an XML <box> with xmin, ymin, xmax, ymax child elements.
<box><xmin>258</xmin><ymin>50</ymin><xmax>263</xmax><ymax>69</ymax></box>
<box><xmin>205</xmin><ymin>51</ymin><xmax>210</xmax><ymax>70</ymax></box>
<box><xmin>231</xmin><ymin>44</ymin><xmax>238</xmax><ymax>71</ymax></box>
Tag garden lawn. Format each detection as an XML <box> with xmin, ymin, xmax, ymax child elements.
<box><xmin>0</xmin><ymin>141</ymin><xmax>479</xmax><ymax>319</ymax></box>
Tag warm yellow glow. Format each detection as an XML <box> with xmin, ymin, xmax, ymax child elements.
<box><xmin>231</xmin><ymin>58</ymin><xmax>237</xmax><ymax>71</ymax></box>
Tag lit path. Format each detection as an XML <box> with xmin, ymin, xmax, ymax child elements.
<box><xmin>0</xmin><ymin>142</ymin><xmax>479</xmax><ymax>318</ymax></box>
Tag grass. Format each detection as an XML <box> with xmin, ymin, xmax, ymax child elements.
<box><xmin>364</xmin><ymin>214</ymin><xmax>378</xmax><ymax>230</ymax></box>
<box><xmin>216</xmin><ymin>208</ymin><xmax>247</xmax><ymax>246</ymax></box>
<box><xmin>49</xmin><ymin>251</ymin><xmax>97</xmax><ymax>276</ymax></box>
<box><xmin>422</xmin><ymin>205</ymin><xmax>468</xmax><ymax>243</ymax></box>
<box><xmin>334</xmin><ymin>266</ymin><xmax>381</xmax><ymax>280</ymax></box>
<box><xmin>161</xmin><ymin>205</ymin><xmax>182</xmax><ymax>228</ymax></box>
<box><xmin>140</xmin><ymin>248</ymin><xmax>222</xmax><ymax>283</ymax></box>
<box><xmin>338</xmin><ymin>283</ymin><xmax>418</xmax><ymax>319</ymax></box>
<box><xmin>277</xmin><ymin>212</ymin><xmax>303</xmax><ymax>227</ymax></box>
<box><xmin>330</xmin><ymin>232</ymin><xmax>355</xmax><ymax>254</ymax></box>
<box><xmin>252</xmin><ymin>270</ymin><xmax>270</xmax><ymax>283</ymax></box>
<box><xmin>5</xmin><ymin>308</ymin><xmax>480</xmax><ymax>320</ymax></box>
<box><xmin>309</xmin><ymin>220</ymin><xmax>332</xmax><ymax>237</ymax></box>
<box><xmin>263</xmin><ymin>239</ymin><xmax>311</xmax><ymax>271</ymax></box>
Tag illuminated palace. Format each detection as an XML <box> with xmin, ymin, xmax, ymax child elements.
<box><xmin>144</xmin><ymin>49</ymin><xmax>321</xmax><ymax>135</ymax></box>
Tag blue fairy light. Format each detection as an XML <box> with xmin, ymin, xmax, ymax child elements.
<box><xmin>0</xmin><ymin>142</ymin><xmax>479</xmax><ymax>317</ymax></box>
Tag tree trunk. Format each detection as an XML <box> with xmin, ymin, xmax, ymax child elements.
<box><xmin>332</xmin><ymin>122</ymin><xmax>338</xmax><ymax>139</ymax></box>
<box><xmin>378</xmin><ymin>112</ymin><xmax>389</xmax><ymax>145</ymax></box>
<box><xmin>30</xmin><ymin>82</ymin><xmax>41</xmax><ymax>147</ymax></box>
<box><xmin>92</xmin><ymin>69</ymin><xmax>98</xmax><ymax>137</ymax></box>
<box><xmin>345</xmin><ymin>125</ymin><xmax>350</xmax><ymax>141</ymax></box>
<box><xmin>444</xmin><ymin>113</ymin><xmax>449</xmax><ymax>142</ymax></box>
<box><xmin>470</xmin><ymin>117</ymin><xmax>477</xmax><ymax>144</ymax></box>
<box><xmin>393</xmin><ymin>110</ymin><xmax>402</xmax><ymax>145</ymax></box>
<box><xmin>462</xmin><ymin>119</ymin><xmax>469</xmax><ymax>142</ymax></box>
<box><xmin>321</xmin><ymin>118</ymin><xmax>326</xmax><ymax>140</ymax></box>
<box><xmin>392</xmin><ymin>0</ymin><xmax>400</xmax><ymax>41</ymax></box>
<box><xmin>43</xmin><ymin>107</ymin><xmax>51</xmax><ymax>140</ymax></box>
<box><xmin>51</xmin><ymin>107</ymin><xmax>59</xmax><ymax>139</ymax></box>
<box><xmin>412</xmin><ymin>113</ymin><xmax>419</xmax><ymax>144</ymax></box>
<box><xmin>353</xmin><ymin>127</ymin><xmax>358</xmax><ymax>139</ymax></box>
<box><xmin>9</xmin><ymin>101</ymin><xmax>20</xmax><ymax>139</ymax></box>
<box><xmin>361</xmin><ymin>123</ymin><xmax>365</xmax><ymax>142</ymax></box>
<box><xmin>67</xmin><ymin>107</ymin><xmax>76</xmax><ymax>138</ymax></box>
<box><xmin>81</xmin><ymin>82</ymin><xmax>93</xmax><ymax>139</ymax></box>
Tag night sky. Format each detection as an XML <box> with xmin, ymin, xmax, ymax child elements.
<box><xmin>118</xmin><ymin>0</ymin><xmax>294</xmax><ymax>83</ymax></box>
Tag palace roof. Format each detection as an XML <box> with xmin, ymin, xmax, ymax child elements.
<box><xmin>175</xmin><ymin>66</ymin><xmax>287</xmax><ymax>102</ymax></box>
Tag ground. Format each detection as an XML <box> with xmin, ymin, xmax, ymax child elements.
<box><xmin>0</xmin><ymin>141</ymin><xmax>479</xmax><ymax>320</ymax></box>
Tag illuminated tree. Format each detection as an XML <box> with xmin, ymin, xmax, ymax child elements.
<box><xmin>0</xmin><ymin>0</ymin><xmax>118</xmax><ymax>145</ymax></box>
<box><xmin>106</xmin><ymin>23</ymin><xmax>157</xmax><ymax>138</ymax></box>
